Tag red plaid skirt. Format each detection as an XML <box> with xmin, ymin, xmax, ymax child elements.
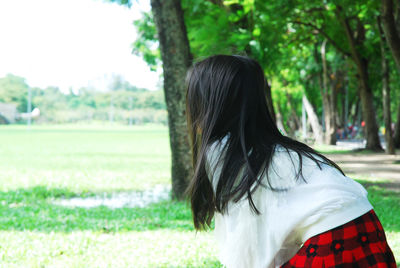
<box><xmin>281</xmin><ymin>210</ymin><xmax>396</xmax><ymax>267</ymax></box>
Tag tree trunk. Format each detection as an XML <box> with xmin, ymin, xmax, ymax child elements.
<box><xmin>335</xmin><ymin>7</ymin><xmax>382</xmax><ymax>150</ymax></box>
<box><xmin>302</xmin><ymin>94</ymin><xmax>324</xmax><ymax>144</ymax></box>
<box><xmin>341</xmin><ymin>71</ymin><xmax>349</xmax><ymax>130</ymax></box>
<box><xmin>320</xmin><ymin>40</ymin><xmax>337</xmax><ymax>145</ymax></box>
<box><xmin>381</xmin><ymin>0</ymin><xmax>400</xmax><ymax>149</ymax></box>
<box><xmin>265</xmin><ymin>80</ymin><xmax>276</xmax><ymax>123</ymax></box>
<box><xmin>276</xmin><ymin>111</ymin><xmax>288</xmax><ymax>136</ymax></box>
<box><xmin>396</xmin><ymin>0</ymin><xmax>400</xmax><ymax>32</ymax></box>
<box><xmin>381</xmin><ymin>0</ymin><xmax>400</xmax><ymax>72</ymax></box>
<box><xmin>285</xmin><ymin>91</ymin><xmax>301</xmax><ymax>130</ymax></box>
<box><xmin>394</xmin><ymin>106</ymin><xmax>400</xmax><ymax>148</ymax></box>
<box><xmin>151</xmin><ymin>0</ymin><xmax>193</xmax><ymax>199</ymax></box>
<box><xmin>332</xmin><ymin>70</ymin><xmax>344</xmax><ymax>128</ymax></box>
<box><xmin>378</xmin><ymin>16</ymin><xmax>396</xmax><ymax>154</ymax></box>
<box><xmin>351</xmin><ymin>98</ymin><xmax>360</xmax><ymax>126</ymax></box>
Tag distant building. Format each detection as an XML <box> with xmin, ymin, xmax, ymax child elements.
<box><xmin>0</xmin><ymin>102</ymin><xmax>18</xmax><ymax>124</ymax></box>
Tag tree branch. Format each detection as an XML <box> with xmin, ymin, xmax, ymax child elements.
<box><xmin>303</xmin><ymin>7</ymin><xmax>325</xmax><ymax>13</ymax></box>
<box><xmin>381</xmin><ymin>0</ymin><xmax>400</xmax><ymax>71</ymax></box>
<box><xmin>290</xmin><ymin>20</ymin><xmax>351</xmax><ymax>57</ymax></box>
<box><xmin>395</xmin><ymin>0</ymin><xmax>400</xmax><ymax>31</ymax></box>
<box><xmin>334</xmin><ymin>6</ymin><xmax>362</xmax><ymax>68</ymax></box>
<box><xmin>207</xmin><ymin>0</ymin><xmax>224</xmax><ymax>7</ymax></box>
<box><xmin>287</xmin><ymin>35</ymin><xmax>314</xmax><ymax>46</ymax></box>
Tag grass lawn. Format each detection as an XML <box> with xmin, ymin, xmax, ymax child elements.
<box><xmin>0</xmin><ymin>125</ymin><xmax>171</xmax><ymax>192</ymax></box>
<box><xmin>0</xmin><ymin>125</ymin><xmax>398</xmax><ymax>267</ymax></box>
<box><xmin>0</xmin><ymin>125</ymin><xmax>220</xmax><ymax>267</ymax></box>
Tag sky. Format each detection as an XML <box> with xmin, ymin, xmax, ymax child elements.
<box><xmin>0</xmin><ymin>0</ymin><xmax>160</xmax><ymax>92</ymax></box>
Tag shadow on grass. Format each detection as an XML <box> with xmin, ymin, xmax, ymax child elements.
<box><xmin>0</xmin><ymin>186</ymin><xmax>193</xmax><ymax>233</ymax></box>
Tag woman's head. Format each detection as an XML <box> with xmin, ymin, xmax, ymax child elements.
<box><xmin>185</xmin><ymin>55</ymin><xmax>281</xmax><ymax>229</ymax></box>
<box><xmin>186</xmin><ymin>55</ymin><xmax>278</xmax><ymax>146</ymax></box>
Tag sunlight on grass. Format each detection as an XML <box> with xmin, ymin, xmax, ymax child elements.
<box><xmin>0</xmin><ymin>125</ymin><xmax>171</xmax><ymax>192</ymax></box>
<box><xmin>386</xmin><ymin>232</ymin><xmax>400</xmax><ymax>265</ymax></box>
<box><xmin>313</xmin><ymin>144</ymin><xmax>353</xmax><ymax>154</ymax></box>
<box><xmin>354</xmin><ymin>176</ymin><xmax>394</xmax><ymax>183</ymax></box>
<box><xmin>0</xmin><ymin>230</ymin><xmax>221</xmax><ymax>267</ymax></box>
<box><xmin>0</xmin><ymin>183</ymin><xmax>397</xmax><ymax>266</ymax></box>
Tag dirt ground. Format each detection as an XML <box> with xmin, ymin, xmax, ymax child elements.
<box><xmin>327</xmin><ymin>151</ymin><xmax>400</xmax><ymax>192</ymax></box>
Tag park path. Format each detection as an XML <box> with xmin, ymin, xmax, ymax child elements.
<box><xmin>327</xmin><ymin>151</ymin><xmax>400</xmax><ymax>192</ymax></box>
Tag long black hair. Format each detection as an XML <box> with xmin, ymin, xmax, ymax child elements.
<box><xmin>185</xmin><ymin>55</ymin><xmax>343</xmax><ymax>230</ymax></box>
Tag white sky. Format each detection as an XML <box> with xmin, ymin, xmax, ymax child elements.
<box><xmin>0</xmin><ymin>0</ymin><xmax>160</xmax><ymax>92</ymax></box>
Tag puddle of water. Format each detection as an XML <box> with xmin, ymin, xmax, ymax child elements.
<box><xmin>53</xmin><ymin>185</ymin><xmax>171</xmax><ymax>209</ymax></box>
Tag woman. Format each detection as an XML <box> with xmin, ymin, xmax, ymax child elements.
<box><xmin>185</xmin><ymin>55</ymin><xmax>396</xmax><ymax>267</ymax></box>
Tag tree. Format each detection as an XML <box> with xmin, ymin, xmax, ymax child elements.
<box><xmin>320</xmin><ymin>40</ymin><xmax>337</xmax><ymax>145</ymax></box>
<box><xmin>378</xmin><ymin>16</ymin><xmax>396</xmax><ymax>154</ymax></box>
<box><xmin>381</xmin><ymin>0</ymin><xmax>400</xmax><ymax>71</ymax></box>
<box><xmin>111</xmin><ymin>0</ymin><xmax>193</xmax><ymax>198</ymax></box>
<box><xmin>290</xmin><ymin>2</ymin><xmax>382</xmax><ymax>150</ymax></box>
<box><xmin>380</xmin><ymin>0</ymin><xmax>400</xmax><ymax>148</ymax></box>
<box><xmin>302</xmin><ymin>94</ymin><xmax>324</xmax><ymax>144</ymax></box>
<box><xmin>334</xmin><ymin>5</ymin><xmax>382</xmax><ymax>151</ymax></box>
<box><xmin>151</xmin><ymin>0</ymin><xmax>193</xmax><ymax>199</ymax></box>
<box><xmin>0</xmin><ymin>74</ymin><xmax>29</xmax><ymax>112</ymax></box>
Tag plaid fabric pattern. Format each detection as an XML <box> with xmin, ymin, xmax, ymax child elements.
<box><xmin>281</xmin><ymin>210</ymin><xmax>397</xmax><ymax>268</ymax></box>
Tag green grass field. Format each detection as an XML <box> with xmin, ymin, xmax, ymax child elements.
<box><xmin>0</xmin><ymin>125</ymin><xmax>398</xmax><ymax>267</ymax></box>
<box><xmin>0</xmin><ymin>125</ymin><xmax>171</xmax><ymax>192</ymax></box>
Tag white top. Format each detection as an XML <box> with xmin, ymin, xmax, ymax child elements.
<box><xmin>205</xmin><ymin>139</ymin><xmax>373</xmax><ymax>268</ymax></box>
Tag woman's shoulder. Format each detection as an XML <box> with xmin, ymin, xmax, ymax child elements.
<box><xmin>267</xmin><ymin>144</ymin><xmax>323</xmax><ymax>188</ymax></box>
<box><xmin>270</xmin><ymin>144</ymin><xmax>367</xmax><ymax>195</ymax></box>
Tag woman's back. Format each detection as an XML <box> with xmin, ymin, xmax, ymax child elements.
<box><xmin>206</xmin><ymin>139</ymin><xmax>372</xmax><ymax>267</ymax></box>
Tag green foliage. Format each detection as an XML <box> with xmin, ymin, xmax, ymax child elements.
<box><xmin>0</xmin><ymin>74</ymin><xmax>29</xmax><ymax>112</ymax></box>
<box><xmin>132</xmin><ymin>12</ymin><xmax>161</xmax><ymax>71</ymax></box>
<box><xmin>106</xmin><ymin>0</ymin><xmax>132</xmax><ymax>7</ymax></box>
<box><xmin>183</xmin><ymin>0</ymin><xmax>253</xmax><ymax>57</ymax></box>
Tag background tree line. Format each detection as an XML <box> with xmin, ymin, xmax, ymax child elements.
<box><xmin>0</xmin><ymin>74</ymin><xmax>167</xmax><ymax>125</ymax></box>
<box><xmin>111</xmin><ymin>0</ymin><xmax>400</xmax><ymax>198</ymax></box>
